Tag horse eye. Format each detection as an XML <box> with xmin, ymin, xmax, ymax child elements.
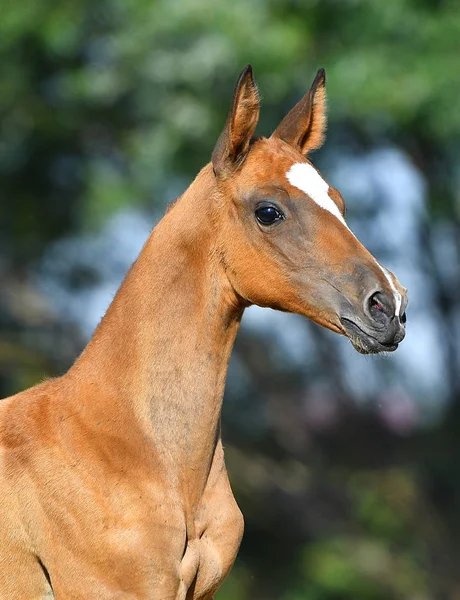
<box><xmin>255</xmin><ymin>206</ymin><xmax>284</xmax><ymax>226</ymax></box>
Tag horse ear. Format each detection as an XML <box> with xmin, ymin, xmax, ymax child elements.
<box><xmin>272</xmin><ymin>68</ymin><xmax>327</xmax><ymax>154</ymax></box>
<box><xmin>212</xmin><ymin>65</ymin><xmax>260</xmax><ymax>176</ymax></box>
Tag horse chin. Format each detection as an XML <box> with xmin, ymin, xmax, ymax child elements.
<box><xmin>349</xmin><ymin>336</ymin><xmax>396</xmax><ymax>355</ymax></box>
<box><xmin>340</xmin><ymin>318</ymin><xmax>399</xmax><ymax>355</ymax></box>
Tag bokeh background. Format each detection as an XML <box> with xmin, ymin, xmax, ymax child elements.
<box><xmin>1</xmin><ymin>1</ymin><xmax>460</xmax><ymax>598</ymax></box>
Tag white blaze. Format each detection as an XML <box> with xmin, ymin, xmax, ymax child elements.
<box><xmin>286</xmin><ymin>162</ymin><xmax>403</xmax><ymax>317</ymax></box>
<box><xmin>286</xmin><ymin>162</ymin><xmax>347</xmax><ymax>226</ymax></box>
<box><xmin>378</xmin><ymin>264</ymin><xmax>402</xmax><ymax>317</ymax></box>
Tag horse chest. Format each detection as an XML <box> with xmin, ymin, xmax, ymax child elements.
<box><xmin>180</xmin><ymin>481</ymin><xmax>245</xmax><ymax>599</ymax></box>
<box><xmin>167</xmin><ymin>447</ymin><xmax>244</xmax><ymax>599</ymax></box>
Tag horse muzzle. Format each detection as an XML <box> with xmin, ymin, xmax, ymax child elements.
<box><xmin>340</xmin><ymin>290</ymin><xmax>407</xmax><ymax>354</ymax></box>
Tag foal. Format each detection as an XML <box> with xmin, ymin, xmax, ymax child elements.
<box><xmin>0</xmin><ymin>66</ymin><xmax>406</xmax><ymax>599</ymax></box>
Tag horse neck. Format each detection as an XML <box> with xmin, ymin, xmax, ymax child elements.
<box><xmin>70</xmin><ymin>164</ymin><xmax>243</xmax><ymax>481</ymax></box>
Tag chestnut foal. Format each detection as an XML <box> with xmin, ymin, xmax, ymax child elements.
<box><xmin>0</xmin><ymin>66</ymin><xmax>407</xmax><ymax>599</ymax></box>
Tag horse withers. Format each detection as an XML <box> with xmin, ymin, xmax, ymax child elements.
<box><xmin>0</xmin><ymin>66</ymin><xmax>406</xmax><ymax>599</ymax></box>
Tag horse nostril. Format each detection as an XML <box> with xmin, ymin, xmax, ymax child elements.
<box><xmin>366</xmin><ymin>291</ymin><xmax>390</xmax><ymax>322</ymax></box>
<box><xmin>370</xmin><ymin>294</ymin><xmax>384</xmax><ymax>312</ymax></box>
<box><xmin>400</xmin><ymin>311</ymin><xmax>407</xmax><ymax>324</ymax></box>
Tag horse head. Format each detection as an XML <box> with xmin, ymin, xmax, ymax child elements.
<box><xmin>211</xmin><ymin>65</ymin><xmax>407</xmax><ymax>354</ymax></box>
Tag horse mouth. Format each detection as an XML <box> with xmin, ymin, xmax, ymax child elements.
<box><xmin>339</xmin><ymin>317</ymin><xmax>399</xmax><ymax>355</ymax></box>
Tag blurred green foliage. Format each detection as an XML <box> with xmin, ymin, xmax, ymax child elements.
<box><xmin>1</xmin><ymin>0</ymin><xmax>460</xmax><ymax>598</ymax></box>
<box><xmin>2</xmin><ymin>0</ymin><xmax>460</xmax><ymax>253</ymax></box>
